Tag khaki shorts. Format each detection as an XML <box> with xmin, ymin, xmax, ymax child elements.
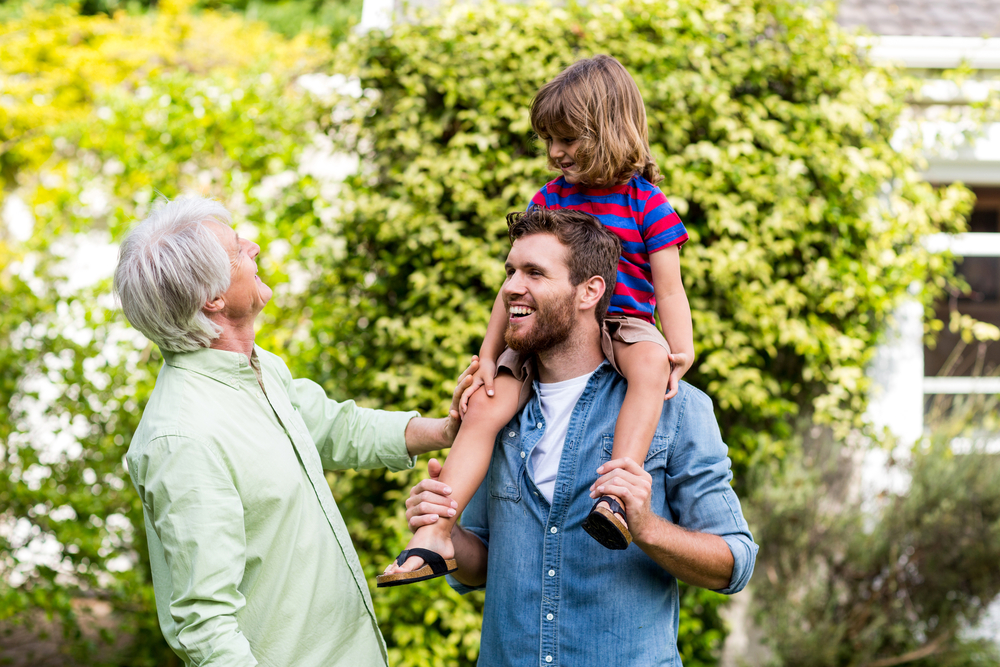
<box><xmin>495</xmin><ymin>315</ymin><xmax>669</xmax><ymax>411</ymax></box>
<box><xmin>600</xmin><ymin>315</ymin><xmax>671</xmax><ymax>374</ymax></box>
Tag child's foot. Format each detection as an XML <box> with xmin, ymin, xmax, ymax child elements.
<box><xmin>376</xmin><ymin>525</ymin><xmax>457</xmax><ymax>587</ymax></box>
<box><xmin>582</xmin><ymin>494</ymin><xmax>632</xmax><ymax>550</ymax></box>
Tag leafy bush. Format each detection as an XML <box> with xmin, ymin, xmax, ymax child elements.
<box><xmin>749</xmin><ymin>434</ymin><xmax>1000</xmax><ymax>666</ymax></box>
<box><xmin>0</xmin><ymin>6</ymin><xmax>332</xmax><ymax>664</ymax></box>
<box><xmin>0</xmin><ymin>0</ymin><xmax>977</xmax><ymax>664</ymax></box>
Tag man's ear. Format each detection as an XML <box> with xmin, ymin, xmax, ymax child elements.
<box><xmin>203</xmin><ymin>295</ymin><xmax>225</xmax><ymax>314</ymax></box>
<box><xmin>577</xmin><ymin>275</ymin><xmax>606</xmax><ymax>313</ymax></box>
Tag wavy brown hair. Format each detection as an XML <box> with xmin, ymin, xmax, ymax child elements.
<box><xmin>530</xmin><ymin>54</ymin><xmax>662</xmax><ymax>187</ymax></box>
<box><xmin>507</xmin><ymin>208</ymin><xmax>621</xmax><ymax>324</ymax></box>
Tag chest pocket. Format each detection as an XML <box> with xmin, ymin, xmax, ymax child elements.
<box><xmin>600</xmin><ymin>434</ymin><xmax>670</xmax><ymax>470</ymax></box>
<box><xmin>489</xmin><ymin>429</ymin><xmax>523</xmax><ymax>502</ymax></box>
<box><xmin>600</xmin><ymin>433</ymin><xmax>671</xmax><ymax>521</ymax></box>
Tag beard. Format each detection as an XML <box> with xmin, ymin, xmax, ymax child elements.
<box><xmin>504</xmin><ymin>290</ymin><xmax>576</xmax><ymax>354</ymax></box>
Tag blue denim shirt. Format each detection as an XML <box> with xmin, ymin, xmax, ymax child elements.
<box><xmin>448</xmin><ymin>362</ymin><xmax>758</xmax><ymax>666</ymax></box>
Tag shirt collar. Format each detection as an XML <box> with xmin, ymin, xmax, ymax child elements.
<box><xmin>530</xmin><ymin>359</ymin><xmax>614</xmax><ymax>397</ymax></box>
<box><xmin>161</xmin><ymin>345</ymin><xmax>260</xmax><ymax>389</ymax></box>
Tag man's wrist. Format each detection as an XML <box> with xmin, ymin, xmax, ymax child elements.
<box><xmin>630</xmin><ymin>511</ymin><xmax>669</xmax><ymax>549</ymax></box>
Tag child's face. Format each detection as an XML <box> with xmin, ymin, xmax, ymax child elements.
<box><xmin>548</xmin><ymin>135</ymin><xmax>582</xmax><ymax>184</ymax></box>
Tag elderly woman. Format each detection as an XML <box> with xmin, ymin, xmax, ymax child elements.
<box><xmin>114</xmin><ymin>197</ymin><xmax>469</xmax><ymax>667</ymax></box>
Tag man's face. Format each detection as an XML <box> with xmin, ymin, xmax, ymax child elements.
<box><xmin>210</xmin><ymin>222</ymin><xmax>272</xmax><ymax>320</ymax></box>
<box><xmin>502</xmin><ymin>233</ymin><xmax>577</xmax><ymax>353</ymax></box>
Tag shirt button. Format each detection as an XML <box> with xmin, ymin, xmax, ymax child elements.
<box><xmin>548</xmin><ymin>569</ymin><xmax>555</xmax><ymax>577</ymax></box>
<box><xmin>546</xmin><ymin>656</ymin><xmax>553</xmax><ymax>663</ymax></box>
<box><xmin>536</xmin><ymin>422</ymin><xmax>543</xmax><ymax>429</ymax></box>
<box><xmin>520</xmin><ymin>451</ymin><xmax>526</xmax><ymax>459</ymax></box>
<box><xmin>550</xmin><ymin>526</ymin><xmax>558</xmax><ymax>534</ymax></box>
<box><xmin>547</xmin><ymin>613</ymin><xmax>554</xmax><ymax>620</ymax></box>
<box><xmin>509</xmin><ymin>431</ymin><xmax>516</xmax><ymax>437</ymax></box>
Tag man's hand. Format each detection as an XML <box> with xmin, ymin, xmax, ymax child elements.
<box><xmin>459</xmin><ymin>356</ymin><xmax>496</xmax><ymax>416</ymax></box>
<box><xmin>665</xmin><ymin>351</ymin><xmax>692</xmax><ymax>400</ymax></box>
<box><xmin>405</xmin><ymin>458</ymin><xmax>458</xmax><ymax>532</ymax></box>
<box><xmin>589</xmin><ymin>457</ymin><xmax>657</xmax><ymax>542</ymax></box>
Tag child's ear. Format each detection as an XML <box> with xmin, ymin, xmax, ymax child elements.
<box><xmin>578</xmin><ymin>275</ymin><xmax>606</xmax><ymax>313</ymax></box>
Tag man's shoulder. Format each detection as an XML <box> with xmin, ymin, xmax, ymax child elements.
<box><xmin>128</xmin><ymin>362</ymin><xmax>228</xmax><ymax>459</ymax></box>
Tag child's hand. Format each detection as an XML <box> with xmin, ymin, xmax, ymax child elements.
<box><xmin>460</xmin><ymin>356</ymin><xmax>497</xmax><ymax>416</ymax></box>
<box><xmin>665</xmin><ymin>352</ymin><xmax>692</xmax><ymax>400</ymax></box>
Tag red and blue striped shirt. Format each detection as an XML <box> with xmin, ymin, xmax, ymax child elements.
<box><xmin>530</xmin><ymin>174</ymin><xmax>688</xmax><ymax>323</ymax></box>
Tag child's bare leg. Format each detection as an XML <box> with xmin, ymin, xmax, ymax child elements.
<box><xmin>600</xmin><ymin>340</ymin><xmax>671</xmax><ymax>526</ymax></box>
<box><xmin>384</xmin><ymin>373</ymin><xmax>522</xmax><ymax>574</ymax></box>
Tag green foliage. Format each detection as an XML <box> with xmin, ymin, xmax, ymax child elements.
<box><xmin>0</xmin><ymin>6</ymin><xmax>333</xmax><ymax>663</ymax></box>
<box><xmin>320</xmin><ymin>0</ymin><xmax>971</xmax><ymax>474</ymax></box>
<box><xmin>0</xmin><ymin>0</ymin><xmax>980</xmax><ymax>664</ymax></box>
<box><xmin>748</xmin><ymin>433</ymin><xmax>1000</xmax><ymax>666</ymax></box>
<box><xmin>0</xmin><ymin>0</ymin><xmax>363</xmax><ymax>41</ymax></box>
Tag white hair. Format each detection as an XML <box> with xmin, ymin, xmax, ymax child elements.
<box><xmin>113</xmin><ymin>197</ymin><xmax>233</xmax><ymax>352</ymax></box>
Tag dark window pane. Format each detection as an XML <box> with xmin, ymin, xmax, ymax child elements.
<box><xmin>958</xmin><ymin>257</ymin><xmax>999</xmax><ymax>301</ymax></box>
<box><xmin>969</xmin><ymin>208</ymin><xmax>999</xmax><ymax>233</ymax></box>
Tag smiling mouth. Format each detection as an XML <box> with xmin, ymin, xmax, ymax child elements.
<box><xmin>509</xmin><ymin>305</ymin><xmax>536</xmax><ymax>319</ymax></box>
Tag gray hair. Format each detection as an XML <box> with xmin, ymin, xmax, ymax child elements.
<box><xmin>113</xmin><ymin>197</ymin><xmax>233</xmax><ymax>352</ymax></box>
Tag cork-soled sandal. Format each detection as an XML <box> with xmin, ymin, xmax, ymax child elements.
<box><xmin>582</xmin><ymin>495</ymin><xmax>632</xmax><ymax>550</ymax></box>
<box><xmin>376</xmin><ymin>547</ymin><xmax>458</xmax><ymax>588</ymax></box>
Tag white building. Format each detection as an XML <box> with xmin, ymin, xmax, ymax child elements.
<box><xmin>841</xmin><ymin>0</ymin><xmax>1000</xmax><ymax>440</ymax></box>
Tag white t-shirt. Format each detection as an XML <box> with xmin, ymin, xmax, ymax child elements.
<box><xmin>530</xmin><ymin>371</ymin><xmax>595</xmax><ymax>503</ymax></box>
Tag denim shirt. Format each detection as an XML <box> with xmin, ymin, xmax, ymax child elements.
<box><xmin>448</xmin><ymin>362</ymin><xmax>758</xmax><ymax>667</ymax></box>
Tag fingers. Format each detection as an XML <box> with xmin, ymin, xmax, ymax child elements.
<box><xmin>405</xmin><ymin>476</ymin><xmax>457</xmax><ymax>533</ymax></box>
<box><xmin>596</xmin><ymin>456</ymin><xmax>648</xmax><ymax>478</ymax></box>
<box><xmin>460</xmin><ymin>378</ymin><xmax>483</xmax><ymax>415</ymax></box>
<box><xmin>664</xmin><ymin>372</ymin><xmax>679</xmax><ymax>400</ymax></box>
<box><xmin>456</xmin><ymin>355</ymin><xmax>479</xmax><ymax>384</ymax></box>
<box><xmin>408</xmin><ymin>478</ymin><xmax>452</xmax><ymax>499</ymax></box>
<box><xmin>483</xmin><ymin>373</ymin><xmax>495</xmax><ymax>397</ymax></box>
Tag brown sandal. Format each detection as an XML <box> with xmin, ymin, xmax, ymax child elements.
<box><xmin>582</xmin><ymin>495</ymin><xmax>632</xmax><ymax>550</ymax></box>
<box><xmin>376</xmin><ymin>548</ymin><xmax>458</xmax><ymax>587</ymax></box>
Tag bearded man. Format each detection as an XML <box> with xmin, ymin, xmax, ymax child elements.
<box><xmin>405</xmin><ymin>207</ymin><xmax>758</xmax><ymax>666</ymax></box>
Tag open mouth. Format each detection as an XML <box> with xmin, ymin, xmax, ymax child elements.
<box><xmin>509</xmin><ymin>305</ymin><xmax>536</xmax><ymax>320</ymax></box>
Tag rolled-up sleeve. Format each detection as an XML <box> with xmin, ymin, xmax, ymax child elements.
<box><xmin>287</xmin><ymin>376</ymin><xmax>418</xmax><ymax>472</ymax></box>
<box><xmin>138</xmin><ymin>435</ymin><xmax>257</xmax><ymax>666</ymax></box>
<box><xmin>666</xmin><ymin>388</ymin><xmax>758</xmax><ymax>595</ymax></box>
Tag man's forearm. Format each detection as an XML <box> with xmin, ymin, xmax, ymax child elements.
<box><xmin>403</xmin><ymin>417</ymin><xmax>450</xmax><ymax>456</ymax></box>
<box><xmin>449</xmin><ymin>524</ymin><xmax>489</xmax><ymax>587</ymax></box>
<box><xmin>633</xmin><ymin>516</ymin><xmax>734</xmax><ymax>591</ymax></box>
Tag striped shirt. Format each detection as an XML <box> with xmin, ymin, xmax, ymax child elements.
<box><xmin>530</xmin><ymin>174</ymin><xmax>688</xmax><ymax>323</ymax></box>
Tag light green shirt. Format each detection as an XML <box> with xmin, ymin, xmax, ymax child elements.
<box><xmin>126</xmin><ymin>346</ymin><xmax>417</xmax><ymax>667</ymax></box>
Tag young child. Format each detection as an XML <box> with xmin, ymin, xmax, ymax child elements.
<box><xmin>377</xmin><ymin>54</ymin><xmax>693</xmax><ymax>586</ymax></box>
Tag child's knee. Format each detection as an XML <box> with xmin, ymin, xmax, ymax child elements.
<box><xmin>618</xmin><ymin>342</ymin><xmax>671</xmax><ymax>383</ymax></box>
